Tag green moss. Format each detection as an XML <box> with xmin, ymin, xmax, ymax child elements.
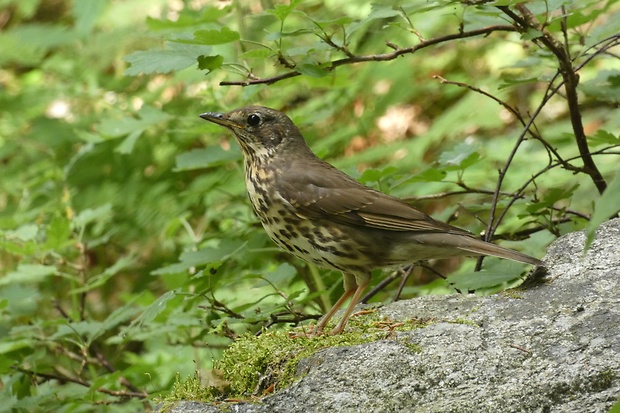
<box><xmin>448</xmin><ymin>318</ymin><xmax>480</xmax><ymax>327</ymax></box>
<box><xmin>167</xmin><ymin>311</ymin><xmax>431</xmax><ymax>404</ymax></box>
<box><xmin>501</xmin><ymin>289</ymin><xmax>524</xmax><ymax>299</ymax></box>
<box><xmin>158</xmin><ymin>372</ymin><xmax>225</xmax><ymax>412</ymax></box>
<box><xmin>588</xmin><ymin>369</ymin><xmax>616</xmax><ymax>392</ymax></box>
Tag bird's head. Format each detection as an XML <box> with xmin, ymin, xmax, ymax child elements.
<box><xmin>200</xmin><ymin>106</ymin><xmax>306</xmax><ymax>160</ymax></box>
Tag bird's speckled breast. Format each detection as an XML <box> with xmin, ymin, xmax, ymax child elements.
<box><xmin>244</xmin><ymin>160</ymin><xmax>373</xmax><ymax>276</ymax></box>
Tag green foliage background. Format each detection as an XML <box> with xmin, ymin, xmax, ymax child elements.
<box><xmin>0</xmin><ymin>0</ymin><xmax>619</xmax><ymax>410</ymax></box>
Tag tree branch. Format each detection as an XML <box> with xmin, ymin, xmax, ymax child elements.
<box><xmin>498</xmin><ymin>4</ymin><xmax>607</xmax><ymax>194</ymax></box>
<box><xmin>220</xmin><ymin>25</ymin><xmax>517</xmax><ymax>86</ymax></box>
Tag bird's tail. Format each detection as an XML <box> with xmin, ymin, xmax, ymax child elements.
<box><xmin>411</xmin><ymin>233</ymin><xmax>543</xmax><ymax>266</ymax></box>
<box><xmin>455</xmin><ymin>236</ymin><xmax>543</xmax><ymax>266</ymax></box>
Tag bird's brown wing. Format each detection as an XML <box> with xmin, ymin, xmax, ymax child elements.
<box><xmin>276</xmin><ymin>162</ymin><xmax>470</xmax><ymax>236</ymax></box>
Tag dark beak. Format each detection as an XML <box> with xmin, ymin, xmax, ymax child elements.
<box><xmin>199</xmin><ymin>112</ymin><xmax>241</xmax><ymax>129</ymax></box>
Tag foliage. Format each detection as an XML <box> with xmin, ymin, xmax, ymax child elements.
<box><xmin>0</xmin><ymin>0</ymin><xmax>618</xmax><ymax>410</ymax></box>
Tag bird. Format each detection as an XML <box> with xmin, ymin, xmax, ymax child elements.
<box><xmin>199</xmin><ymin>106</ymin><xmax>543</xmax><ymax>336</ymax></box>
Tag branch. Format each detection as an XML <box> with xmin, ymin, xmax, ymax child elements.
<box><xmin>14</xmin><ymin>366</ymin><xmax>148</xmax><ymax>399</ymax></box>
<box><xmin>220</xmin><ymin>25</ymin><xmax>517</xmax><ymax>86</ymax></box>
<box><xmin>498</xmin><ymin>4</ymin><xmax>607</xmax><ymax>194</ymax></box>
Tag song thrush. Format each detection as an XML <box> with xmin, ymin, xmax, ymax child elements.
<box><xmin>199</xmin><ymin>106</ymin><xmax>543</xmax><ymax>335</ymax></box>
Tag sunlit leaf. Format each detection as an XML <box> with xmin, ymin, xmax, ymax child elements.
<box><xmin>586</xmin><ymin>172</ymin><xmax>620</xmax><ymax>248</ymax></box>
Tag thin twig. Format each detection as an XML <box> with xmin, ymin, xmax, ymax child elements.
<box><xmin>220</xmin><ymin>25</ymin><xmax>517</xmax><ymax>86</ymax></box>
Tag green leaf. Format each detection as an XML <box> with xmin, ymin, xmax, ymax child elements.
<box><xmin>6</xmin><ymin>224</ymin><xmax>39</xmax><ymax>241</ymax></box>
<box><xmin>358</xmin><ymin>167</ymin><xmax>398</xmax><ymax>184</ymax></box>
<box><xmin>44</xmin><ymin>216</ymin><xmax>72</xmax><ymax>249</ymax></box>
<box><xmin>366</xmin><ymin>4</ymin><xmax>401</xmax><ymax>20</ymax></box>
<box><xmin>297</xmin><ymin>63</ymin><xmax>329</xmax><ymax>78</ymax></box>
<box><xmin>71</xmin><ymin>255</ymin><xmax>135</xmax><ymax>294</ymax></box>
<box><xmin>586</xmin><ymin>172</ymin><xmax>620</xmax><ymax>249</ymax></box>
<box><xmin>124</xmin><ymin>49</ymin><xmax>194</xmax><ymax>75</ymax></box>
<box><xmin>73</xmin><ymin>0</ymin><xmax>106</xmax><ymax>34</ymax></box>
<box><xmin>589</xmin><ymin>130</ymin><xmax>620</xmax><ymax>146</ymax></box>
<box><xmin>174</xmin><ymin>146</ymin><xmax>242</xmax><ymax>171</ymax></box>
<box><xmin>73</xmin><ymin>204</ymin><xmax>113</xmax><ymax>229</ymax></box>
<box><xmin>152</xmin><ymin>240</ymin><xmax>246</xmax><ymax>275</ymax></box>
<box><xmin>406</xmin><ymin>168</ymin><xmax>448</xmax><ymax>183</ymax></box>
<box><xmin>198</xmin><ymin>55</ymin><xmax>224</xmax><ymax>71</ymax></box>
<box><xmin>130</xmin><ymin>290</ymin><xmax>176</xmax><ymax>327</ymax></box>
<box><xmin>267</xmin><ymin>0</ymin><xmax>303</xmax><ymax>21</ymax></box>
<box><xmin>532</xmin><ymin>185</ymin><xmax>579</xmax><ymax>209</ymax></box>
<box><xmin>188</xmin><ymin>27</ymin><xmax>240</xmax><ymax>45</ymax></box>
<box><xmin>0</xmin><ymin>264</ymin><xmax>57</xmax><ymax>286</ymax></box>
<box><xmin>146</xmin><ymin>7</ymin><xmax>230</xmax><ymax>30</ymax></box>
<box><xmin>96</xmin><ymin>105</ymin><xmax>172</xmax><ymax>140</ymax></box>
<box><xmin>123</xmin><ymin>43</ymin><xmax>210</xmax><ymax>75</ymax></box>
<box><xmin>115</xmin><ymin>129</ymin><xmax>142</xmax><ymax>154</ymax></box>
<box><xmin>521</xmin><ymin>28</ymin><xmax>544</xmax><ymax>40</ymax></box>
<box><xmin>438</xmin><ymin>142</ymin><xmax>481</xmax><ymax>170</ymax></box>
<box><xmin>0</xmin><ymin>339</ymin><xmax>33</xmax><ymax>355</ymax></box>
<box><xmin>51</xmin><ymin>320</ymin><xmax>103</xmax><ymax>341</ymax></box>
<box><xmin>581</xmin><ymin>70</ymin><xmax>620</xmax><ymax>103</ymax></box>
<box><xmin>448</xmin><ymin>260</ymin><xmax>525</xmax><ymax>291</ymax></box>
<box><xmin>253</xmin><ymin>263</ymin><xmax>296</xmax><ymax>289</ymax></box>
<box><xmin>608</xmin><ymin>397</ymin><xmax>620</xmax><ymax>413</ymax></box>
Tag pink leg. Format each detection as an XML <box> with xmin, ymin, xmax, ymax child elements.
<box><xmin>313</xmin><ymin>288</ymin><xmax>354</xmax><ymax>336</ymax></box>
<box><xmin>329</xmin><ymin>280</ymin><xmax>369</xmax><ymax>335</ymax></box>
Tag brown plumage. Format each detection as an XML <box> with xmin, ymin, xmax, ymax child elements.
<box><xmin>200</xmin><ymin>106</ymin><xmax>543</xmax><ymax>335</ymax></box>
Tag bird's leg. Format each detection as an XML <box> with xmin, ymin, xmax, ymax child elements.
<box><xmin>329</xmin><ymin>280</ymin><xmax>369</xmax><ymax>335</ymax></box>
<box><xmin>313</xmin><ymin>288</ymin><xmax>355</xmax><ymax>336</ymax></box>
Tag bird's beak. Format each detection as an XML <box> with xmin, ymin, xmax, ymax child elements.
<box><xmin>199</xmin><ymin>112</ymin><xmax>242</xmax><ymax>129</ymax></box>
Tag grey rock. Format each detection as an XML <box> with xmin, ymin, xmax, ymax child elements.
<box><xmin>167</xmin><ymin>219</ymin><xmax>620</xmax><ymax>413</ymax></box>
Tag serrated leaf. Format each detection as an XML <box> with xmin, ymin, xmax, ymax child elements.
<box><xmin>358</xmin><ymin>167</ymin><xmax>398</xmax><ymax>184</ymax></box>
<box><xmin>175</xmin><ymin>146</ymin><xmax>242</xmax><ymax>171</ymax></box>
<box><xmin>536</xmin><ymin>185</ymin><xmax>579</xmax><ymax>208</ymax></box>
<box><xmin>198</xmin><ymin>54</ymin><xmax>224</xmax><ymax>71</ymax></box>
<box><xmin>589</xmin><ymin>130</ymin><xmax>620</xmax><ymax>146</ymax></box>
<box><xmin>123</xmin><ymin>42</ymin><xmax>211</xmax><ymax>76</ymax></box>
<box><xmin>407</xmin><ymin>168</ymin><xmax>448</xmax><ymax>183</ymax></box>
<box><xmin>367</xmin><ymin>4</ymin><xmax>402</xmax><ymax>20</ymax></box>
<box><xmin>191</xmin><ymin>27</ymin><xmax>240</xmax><ymax>45</ymax></box>
<box><xmin>44</xmin><ymin>216</ymin><xmax>71</xmax><ymax>249</ymax></box>
<box><xmin>267</xmin><ymin>0</ymin><xmax>303</xmax><ymax>21</ymax></box>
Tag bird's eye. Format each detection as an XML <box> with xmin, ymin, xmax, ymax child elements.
<box><xmin>247</xmin><ymin>114</ymin><xmax>261</xmax><ymax>127</ymax></box>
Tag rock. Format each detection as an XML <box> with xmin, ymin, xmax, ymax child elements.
<box><xmin>167</xmin><ymin>219</ymin><xmax>620</xmax><ymax>413</ymax></box>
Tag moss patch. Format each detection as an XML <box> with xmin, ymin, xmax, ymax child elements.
<box><xmin>166</xmin><ymin>311</ymin><xmax>431</xmax><ymax>405</ymax></box>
